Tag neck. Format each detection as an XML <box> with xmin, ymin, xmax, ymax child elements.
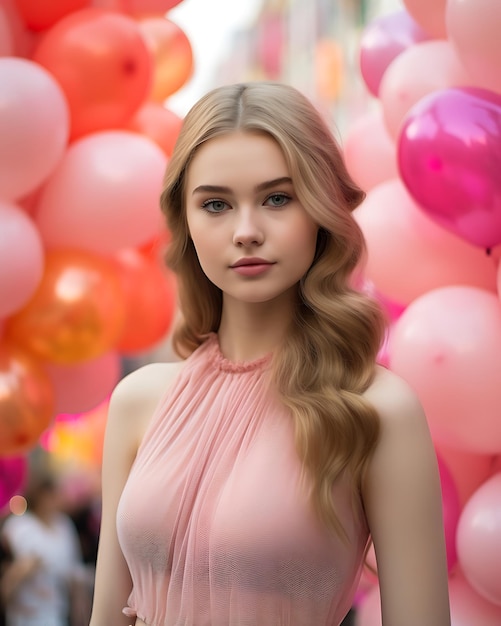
<box><xmin>218</xmin><ymin>295</ymin><xmax>295</xmax><ymax>362</ymax></box>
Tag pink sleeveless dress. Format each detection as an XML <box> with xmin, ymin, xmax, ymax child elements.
<box><xmin>117</xmin><ymin>334</ymin><xmax>369</xmax><ymax>626</ymax></box>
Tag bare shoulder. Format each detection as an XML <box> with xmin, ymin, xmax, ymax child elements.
<box><xmin>107</xmin><ymin>360</ymin><xmax>187</xmax><ymax>447</ymax></box>
<box><xmin>363</xmin><ymin>364</ymin><xmax>426</xmax><ymax>429</ymax></box>
<box><xmin>111</xmin><ymin>360</ymin><xmax>185</xmax><ymax>411</ymax></box>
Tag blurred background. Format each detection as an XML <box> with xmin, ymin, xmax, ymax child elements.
<box><xmin>1</xmin><ymin>0</ymin><xmax>501</xmax><ymax>624</ymax></box>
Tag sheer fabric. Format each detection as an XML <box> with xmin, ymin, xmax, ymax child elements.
<box><xmin>117</xmin><ymin>334</ymin><xmax>368</xmax><ymax>626</ymax></box>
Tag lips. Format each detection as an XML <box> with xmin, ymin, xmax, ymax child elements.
<box><xmin>230</xmin><ymin>257</ymin><xmax>273</xmax><ymax>268</ymax></box>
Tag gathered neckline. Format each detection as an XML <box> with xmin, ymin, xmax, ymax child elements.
<box><xmin>206</xmin><ymin>333</ymin><xmax>272</xmax><ymax>373</ymax></box>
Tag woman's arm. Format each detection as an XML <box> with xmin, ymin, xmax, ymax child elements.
<box><xmin>89</xmin><ymin>361</ymin><xmax>182</xmax><ymax>626</ymax></box>
<box><xmin>362</xmin><ymin>368</ymin><xmax>451</xmax><ymax>626</ymax></box>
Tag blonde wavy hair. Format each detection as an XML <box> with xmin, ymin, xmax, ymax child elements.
<box><xmin>160</xmin><ymin>82</ymin><xmax>387</xmax><ymax>539</ymax></box>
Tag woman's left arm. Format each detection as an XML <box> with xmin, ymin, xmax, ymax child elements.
<box><xmin>361</xmin><ymin>369</ymin><xmax>451</xmax><ymax>626</ymax></box>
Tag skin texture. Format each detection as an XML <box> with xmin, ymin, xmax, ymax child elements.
<box><xmin>89</xmin><ymin>130</ymin><xmax>450</xmax><ymax>626</ymax></box>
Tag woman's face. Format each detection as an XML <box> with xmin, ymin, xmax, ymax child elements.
<box><xmin>185</xmin><ymin>131</ymin><xmax>318</xmax><ymax>309</ymax></box>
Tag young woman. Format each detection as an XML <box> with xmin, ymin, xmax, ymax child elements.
<box><xmin>89</xmin><ymin>82</ymin><xmax>450</xmax><ymax>626</ymax></box>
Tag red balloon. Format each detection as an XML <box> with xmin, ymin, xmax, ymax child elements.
<box><xmin>13</xmin><ymin>0</ymin><xmax>91</xmax><ymax>31</ymax></box>
<box><xmin>32</xmin><ymin>8</ymin><xmax>153</xmax><ymax>139</ymax></box>
<box><xmin>127</xmin><ymin>102</ymin><xmax>183</xmax><ymax>157</ymax></box>
<box><xmin>5</xmin><ymin>249</ymin><xmax>126</xmax><ymax>364</ymax></box>
<box><xmin>120</xmin><ymin>0</ymin><xmax>183</xmax><ymax>17</ymax></box>
<box><xmin>0</xmin><ymin>343</ymin><xmax>55</xmax><ymax>456</ymax></box>
<box><xmin>114</xmin><ymin>248</ymin><xmax>177</xmax><ymax>354</ymax></box>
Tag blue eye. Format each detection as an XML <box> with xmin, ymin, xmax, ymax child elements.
<box><xmin>202</xmin><ymin>199</ymin><xmax>229</xmax><ymax>213</ymax></box>
<box><xmin>265</xmin><ymin>193</ymin><xmax>290</xmax><ymax>207</ymax></box>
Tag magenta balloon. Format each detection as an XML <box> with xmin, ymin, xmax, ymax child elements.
<box><xmin>0</xmin><ymin>455</ymin><xmax>28</xmax><ymax>509</ymax></box>
<box><xmin>359</xmin><ymin>9</ymin><xmax>429</xmax><ymax>97</ymax></box>
<box><xmin>0</xmin><ymin>57</ymin><xmax>70</xmax><ymax>201</ymax></box>
<box><xmin>398</xmin><ymin>87</ymin><xmax>501</xmax><ymax>249</ymax></box>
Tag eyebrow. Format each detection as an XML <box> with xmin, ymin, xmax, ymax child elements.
<box><xmin>192</xmin><ymin>177</ymin><xmax>293</xmax><ymax>195</ymax></box>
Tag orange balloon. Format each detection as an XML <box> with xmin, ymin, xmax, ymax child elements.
<box><xmin>114</xmin><ymin>248</ymin><xmax>177</xmax><ymax>354</ymax></box>
<box><xmin>127</xmin><ymin>102</ymin><xmax>183</xmax><ymax>157</ymax></box>
<box><xmin>5</xmin><ymin>249</ymin><xmax>126</xmax><ymax>364</ymax></box>
<box><xmin>14</xmin><ymin>0</ymin><xmax>92</xmax><ymax>31</ymax></box>
<box><xmin>138</xmin><ymin>16</ymin><xmax>194</xmax><ymax>101</ymax></box>
<box><xmin>0</xmin><ymin>343</ymin><xmax>55</xmax><ymax>456</ymax></box>
<box><xmin>32</xmin><ymin>8</ymin><xmax>153</xmax><ymax>139</ymax></box>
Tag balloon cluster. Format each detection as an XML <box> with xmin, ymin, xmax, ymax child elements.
<box><xmin>0</xmin><ymin>0</ymin><xmax>189</xmax><ymax>497</ymax></box>
<box><xmin>346</xmin><ymin>1</ymin><xmax>501</xmax><ymax>623</ymax></box>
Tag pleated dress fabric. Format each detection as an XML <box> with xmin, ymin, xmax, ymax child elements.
<box><xmin>117</xmin><ymin>334</ymin><xmax>369</xmax><ymax>626</ymax></box>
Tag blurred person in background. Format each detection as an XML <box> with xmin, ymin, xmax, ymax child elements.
<box><xmin>1</xmin><ymin>467</ymin><xmax>90</xmax><ymax>626</ymax></box>
<box><xmin>0</xmin><ymin>528</ymin><xmax>41</xmax><ymax>626</ymax></box>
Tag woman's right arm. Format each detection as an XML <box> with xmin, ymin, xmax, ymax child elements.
<box><xmin>89</xmin><ymin>362</ymin><xmax>180</xmax><ymax>626</ymax></box>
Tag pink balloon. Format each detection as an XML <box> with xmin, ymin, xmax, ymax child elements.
<box><xmin>457</xmin><ymin>474</ymin><xmax>501</xmax><ymax>605</ymax></box>
<box><xmin>380</xmin><ymin>40</ymin><xmax>473</xmax><ymax>140</ymax></box>
<box><xmin>35</xmin><ymin>131</ymin><xmax>167</xmax><ymax>255</ymax></box>
<box><xmin>390</xmin><ymin>286</ymin><xmax>501</xmax><ymax>454</ymax></box>
<box><xmin>449</xmin><ymin>571</ymin><xmax>501</xmax><ymax>625</ymax></box>
<box><xmin>398</xmin><ymin>87</ymin><xmax>501</xmax><ymax>250</ymax></box>
<box><xmin>402</xmin><ymin>0</ymin><xmax>447</xmax><ymax>38</ymax></box>
<box><xmin>435</xmin><ymin>444</ymin><xmax>496</xmax><ymax>507</ymax></box>
<box><xmin>343</xmin><ymin>109</ymin><xmax>398</xmax><ymax>192</ymax></box>
<box><xmin>354</xmin><ymin>180</ymin><xmax>497</xmax><ymax>305</ymax></box>
<box><xmin>436</xmin><ymin>454</ymin><xmax>461</xmax><ymax>571</ymax></box>
<box><xmin>45</xmin><ymin>351</ymin><xmax>121</xmax><ymax>415</ymax></box>
<box><xmin>0</xmin><ymin>455</ymin><xmax>27</xmax><ymax>509</ymax></box>
<box><xmin>0</xmin><ymin>57</ymin><xmax>70</xmax><ymax>201</ymax></box>
<box><xmin>447</xmin><ymin>0</ymin><xmax>501</xmax><ymax>95</ymax></box>
<box><xmin>359</xmin><ymin>9</ymin><xmax>429</xmax><ymax>97</ymax></box>
<box><xmin>0</xmin><ymin>201</ymin><xmax>45</xmax><ymax>318</ymax></box>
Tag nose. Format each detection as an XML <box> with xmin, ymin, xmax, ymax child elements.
<box><xmin>232</xmin><ymin>207</ymin><xmax>264</xmax><ymax>247</ymax></box>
